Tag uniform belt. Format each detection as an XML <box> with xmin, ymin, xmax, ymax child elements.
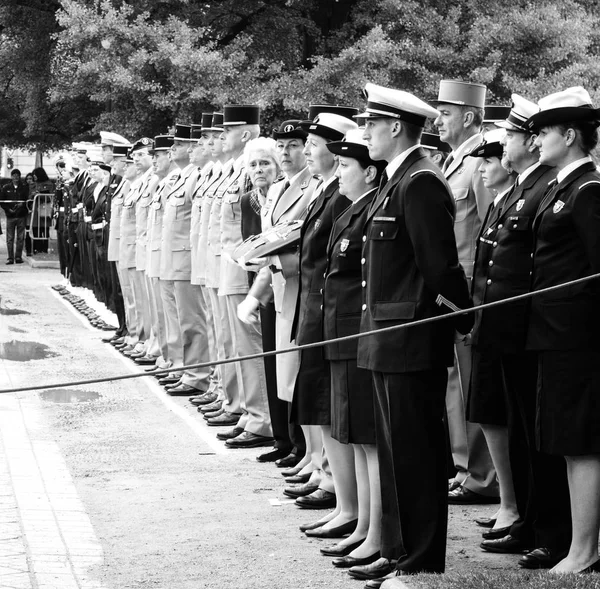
<box><xmin>91</xmin><ymin>222</ymin><xmax>105</xmax><ymax>230</ymax></box>
<box><xmin>84</xmin><ymin>215</ymin><xmax>92</xmax><ymax>223</ymax></box>
<box><xmin>59</xmin><ymin>207</ymin><xmax>65</xmax><ymax>212</ymax></box>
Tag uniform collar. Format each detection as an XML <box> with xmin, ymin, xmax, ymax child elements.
<box><xmin>385</xmin><ymin>144</ymin><xmax>421</xmax><ymax>179</ymax></box>
<box><xmin>517</xmin><ymin>161</ymin><xmax>541</xmax><ymax>185</ymax></box>
<box><xmin>556</xmin><ymin>156</ymin><xmax>593</xmax><ymax>184</ymax></box>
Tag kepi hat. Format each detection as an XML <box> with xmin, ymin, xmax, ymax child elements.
<box><xmin>526</xmin><ymin>86</ymin><xmax>600</xmax><ymax>131</ymax></box>
<box><xmin>433</xmin><ymin>80</ymin><xmax>487</xmax><ymax>109</ymax></box>
<box><xmin>222</xmin><ymin>105</ymin><xmax>260</xmax><ymax>126</ymax></box>
<box><xmin>356</xmin><ymin>83</ymin><xmax>439</xmax><ymax>127</ymax></box>
<box><xmin>209</xmin><ymin>112</ymin><xmax>224</xmax><ymax>131</ymax></box>
<box><xmin>484</xmin><ymin>106</ymin><xmax>511</xmax><ymax>124</ymax></box>
<box><xmin>112</xmin><ymin>144</ymin><xmax>131</xmax><ymax>157</ymax></box>
<box><xmin>151</xmin><ymin>135</ymin><xmax>174</xmax><ymax>152</ymax></box>
<box><xmin>200</xmin><ymin>113</ymin><xmax>214</xmax><ymax>131</ymax></box>
<box><xmin>173</xmin><ymin>124</ymin><xmax>192</xmax><ymax>141</ymax></box>
<box><xmin>421</xmin><ymin>132</ymin><xmax>451</xmax><ymax>153</ymax></box>
<box><xmin>191</xmin><ymin>124</ymin><xmax>202</xmax><ymax>140</ymax></box>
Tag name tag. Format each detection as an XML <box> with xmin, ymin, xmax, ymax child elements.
<box><xmin>374</xmin><ymin>216</ymin><xmax>396</xmax><ymax>222</ymax></box>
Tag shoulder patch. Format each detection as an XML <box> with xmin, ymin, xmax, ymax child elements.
<box><xmin>578</xmin><ymin>180</ymin><xmax>600</xmax><ymax>190</ymax></box>
<box><xmin>410</xmin><ymin>169</ymin><xmax>438</xmax><ymax>178</ymax></box>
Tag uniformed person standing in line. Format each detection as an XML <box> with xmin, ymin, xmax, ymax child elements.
<box><xmin>118</xmin><ymin>138</ymin><xmax>154</xmax><ymax>356</ymax></box>
<box><xmin>353</xmin><ymin>83</ymin><xmax>472</xmax><ymax>584</ymax></box>
<box><xmin>433</xmin><ymin>80</ymin><xmax>498</xmax><ymax>504</ymax></box>
<box><xmin>159</xmin><ymin>123</ymin><xmax>211</xmax><ymax>396</ymax></box>
<box><xmin>146</xmin><ymin>135</ymin><xmax>182</xmax><ymax>381</ymax></box>
<box><xmin>478</xmin><ymin>96</ymin><xmax>571</xmax><ymax>567</ymax></box>
<box><xmin>217</xmin><ymin>105</ymin><xmax>274</xmax><ymax>448</ymax></box>
<box><xmin>103</xmin><ymin>144</ymin><xmax>132</xmax><ymax>343</ymax></box>
<box><xmin>195</xmin><ymin>113</ymin><xmax>232</xmax><ymax>416</ymax></box>
<box><xmin>189</xmin><ymin>113</ymin><xmax>221</xmax><ymax>404</ymax></box>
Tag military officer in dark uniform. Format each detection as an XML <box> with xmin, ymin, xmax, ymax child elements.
<box><xmin>476</xmin><ymin>96</ymin><xmax>571</xmax><ymax>567</ymax></box>
<box><xmin>525</xmin><ymin>87</ymin><xmax>600</xmax><ymax>574</ymax></box>
<box><xmin>354</xmin><ymin>84</ymin><xmax>473</xmax><ymax>585</ymax></box>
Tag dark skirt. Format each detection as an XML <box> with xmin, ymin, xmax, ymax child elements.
<box><xmin>290</xmin><ymin>346</ymin><xmax>330</xmax><ymax>426</ymax></box>
<box><xmin>330</xmin><ymin>360</ymin><xmax>376</xmax><ymax>445</ymax></box>
<box><xmin>467</xmin><ymin>346</ymin><xmax>507</xmax><ymax>426</ymax></box>
<box><xmin>537</xmin><ymin>348</ymin><xmax>600</xmax><ymax>456</ymax></box>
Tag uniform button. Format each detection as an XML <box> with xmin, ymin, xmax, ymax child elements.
<box><xmin>362</xmin><ymin>235</ymin><xmax>366</xmax><ymax>242</ymax></box>
<box><xmin>529</xmin><ymin>271</ymin><xmax>532</xmax><ymax>276</ymax></box>
<box><xmin>361</xmin><ymin>258</ymin><xmax>366</xmax><ymax>265</ymax></box>
<box><xmin>492</xmin><ymin>241</ymin><xmax>498</xmax><ymax>247</ymax></box>
<box><xmin>323</xmin><ymin>272</ymin><xmax>326</xmax><ymax>278</ymax></box>
<box><xmin>486</xmin><ymin>279</ymin><xmax>492</xmax><ymax>285</ymax></box>
<box><xmin>319</xmin><ymin>289</ymin><xmax>323</xmax><ymax>294</ymax></box>
<box><xmin>530</xmin><ymin>253</ymin><xmax>534</xmax><ymax>259</ymax></box>
<box><xmin>362</xmin><ymin>304</ymin><xmax>367</xmax><ymax>311</ymax></box>
<box><xmin>362</xmin><ymin>280</ymin><xmax>366</xmax><ymax>287</ymax></box>
<box><xmin>320</xmin><ymin>305</ymin><xmax>323</xmax><ymax>310</ymax></box>
<box><xmin>513</xmin><ymin>224</ymin><xmax>517</xmax><ymax>229</ymax></box>
<box><xmin>488</xmin><ymin>260</ymin><xmax>494</xmax><ymax>267</ymax></box>
<box><xmin>498</xmin><ymin>224</ymin><xmax>503</xmax><ymax>229</ymax></box>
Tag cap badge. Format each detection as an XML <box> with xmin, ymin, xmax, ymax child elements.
<box><xmin>340</xmin><ymin>239</ymin><xmax>350</xmax><ymax>252</ymax></box>
<box><xmin>553</xmin><ymin>200</ymin><xmax>565</xmax><ymax>213</ymax></box>
<box><xmin>300</xmin><ymin>181</ymin><xmax>308</xmax><ymax>189</ymax></box>
<box><xmin>516</xmin><ymin>199</ymin><xmax>525</xmax><ymax>212</ymax></box>
<box><xmin>284</xmin><ymin>124</ymin><xmax>295</xmax><ymax>133</ymax></box>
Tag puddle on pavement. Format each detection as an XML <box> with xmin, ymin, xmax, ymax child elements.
<box><xmin>39</xmin><ymin>389</ymin><xmax>101</xmax><ymax>403</ymax></box>
<box><xmin>0</xmin><ymin>295</ymin><xmax>29</xmax><ymax>316</ymax></box>
<box><xmin>0</xmin><ymin>340</ymin><xmax>58</xmax><ymax>361</ymax></box>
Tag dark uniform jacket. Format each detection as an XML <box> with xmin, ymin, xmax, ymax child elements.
<box><xmin>323</xmin><ymin>188</ymin><xmax>376</xmax><ymax>360</ymax></box>
<box><xmin>358</xmin><ymin>147</ymin><xmax>473</xmax><ymax>373</ymax></box>
<box><xmin>91</xmin><ymin>186</ymin><xmax>109</xmax><ymax>248</ymax></box>
<box><xmin>0</xmin><ymin>180</ymin><xmax>29</xmax><ymax>218</ymax></box>
<box><xmin>527</xmin><ymin>160</ymin><xmax>600</xmax><ymax>351</ymax></box>
<box><xmin>472</xmin><ymin>164</ymin><xmax>556</xmax><ymax>352</ymax></box>
<box><xmin>291</xmin><ymin>177</ymin><xmax>350</xmax><ymax>345</ymax></box>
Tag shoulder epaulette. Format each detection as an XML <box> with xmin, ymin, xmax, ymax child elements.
<box><xmin>578</xmin><ymin>180</ymin><xmax>600</xmax><ymax>190</ymax></box>
<box><xmin>411</xmin><ymin>169</ymin><xmax>438</xmax><ymax>178</ymax></box>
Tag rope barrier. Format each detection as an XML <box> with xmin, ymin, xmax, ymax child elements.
<box><xmin>1</xmin><ymin>272</ymin><xmax>599</xmax><ymax>394</ymax></box>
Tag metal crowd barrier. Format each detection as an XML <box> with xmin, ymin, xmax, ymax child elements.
<box><xmin>26</xmin><ymin>192</ymin><xmax>56</xmax><ymax>253</ymax></box>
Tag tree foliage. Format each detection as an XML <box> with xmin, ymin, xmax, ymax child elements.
<box><xmin>2</xmin><ymin>0</ymin><xmax>600</xmax><ymax>147</ymax></box>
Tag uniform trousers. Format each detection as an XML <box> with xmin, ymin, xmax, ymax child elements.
<box><xmin>207</xmin><ymin>288</ymin><xmax>241</xmax><ymax>415</ymax></box>
<box><xmin>146</xmin><ymin>276</ymin><xmax>168</xmax><ymax>365</ymax></box>
<box><xmin>108</xmin><ymin>261</ymin><xmax>127</xmax><ymax>337</ymax></box>
<box><xmin>200</xmin><ymin>285</ymin><xmax>223</xmax><ymax>395</ymax></box>
<box><xmin>57</xmin><ymin>223</ymin><xmax>68</xmax><ymax>277</ymax></box>
<box><xmin>117</xmin><ymin>265</ymin><xmax>138</xmax><ymax>346</ymax></box>
<box><xmin>67</xmin><ymin>221</ymin><xmax>83</xmax><ymax>287</ymax></box>
<box><xmin>446</xmin><ymin>339</ymin><xmax>497</xmax><ymax>495</ymax></box>
<box><xmin>373</xmin><ymin>369</ymin><xmax>448</xmax><ymax>573</ymax></box>
<box><xmin>5</xmin><ymin>217</ymin><xmax>25</xmax><ymax>261</ymax></box>
<box><xmin>161</xmin><ymin>280</ymin><xmax>210</xmax><ymax>390</ymax></box>
<box><xmin>130</xmin><ymin>269</ymin><xmax>151</xmax><ymax>346</ymax></box>
<box><xmin>76</xmin><ymin>222</ymin><xmax>92</xmax><ymax>289</ymax></box>
<box><xmin>224</xmin><ymin>294</ymin><xmax>272</xmax><ymax>437</ymax></box>
<box><xmin>87</xmin><ymin>235</ymin><xmax>103</xmax><ymax>303</ymax></box>
<box><xmin>500</xmin><ymin>352</ymin><xmax>571</xmax><ymax>553</ymax></box>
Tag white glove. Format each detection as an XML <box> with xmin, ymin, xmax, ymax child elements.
<box><xmin>237</xmin><ymin>295</ymin><xmax>260</xmax><ymax>324</ymax></box>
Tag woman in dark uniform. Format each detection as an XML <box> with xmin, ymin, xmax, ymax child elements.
<box><xmin>310</xmin><ymin>129</ymin><xmax>386</xmax><ymax>566</ymax></box>
<box><xmin>527</xmin><ymin>87</ymin><xmax>600</xmax><ymax>574</ymax></box>
<box><xmin>467</xmin><ymin>129</ymin><xmax>520</xmax><ymax>536</ymax></box>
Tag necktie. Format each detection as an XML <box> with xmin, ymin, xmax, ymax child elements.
<box><xmin>249</xmin><ymin>190</ymin><xmax>262</xmax><ymax>216</ymax></box>
<box><xmin>378</xmin><ymin>170</ymin><xmax>389</xmax><ymax>193</ymax></box>
<box><xmin>442</xmin><ymin>153</ymin><xmax>455</xmax><ymax>174</ymax></box>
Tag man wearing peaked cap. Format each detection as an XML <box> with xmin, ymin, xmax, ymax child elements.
<box><xmin>283</xmin><ymin>110</ymin><xmax>358</xmax><ymax>510</ymax></box>
<box><xmin>355</xmin><ymin>82</ymin><xmax>473</xmax><ymax>579</ymax></box>
<box><xmin>433</xmin><ymin>80</ymin><xmax>499</xmax><ymax>507</ymax></box>
<box><xmin>306</xmin><ymin>104</ymin><xmax>359</xmax><ymax>122</ymax></box>
<box><xmin>100</xmin><ymin>131</ymin><xmax>130</xmax><ymax>166</ymax></box>
<box><xmin>470</xmin><ymin>95</ymin><xmax>570</xmax><ymax>565</ymax></box>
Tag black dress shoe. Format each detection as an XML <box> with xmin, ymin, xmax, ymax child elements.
<box><xmin>448</xmin><ymin>486</ymin><xmax>500</xmax><ymax>504</ymax></box>
<box><xmin>15</xmin><ymin>258</ymin><xmax>23</xmax><ymax>264</ymax></box>
<box><xmin>158</xmin><ymin>376</ymin><xmax>180</xmax><ymax>386</ymax></box>
<box><xmin>134</xmin><ymin>356</ymin><xmax>158</xmax><ymax>365</ymax></box>
<box><xmin>482</xmin><ymin>525</ymin><xmax>513</xmax><ymax>540</ymax></box>
<box><xmin>6</xmin><ymin>260</ymin><xmax>14</xmax><ymax>265</ymax></box>
<box><xmin>518</xmin><ymin>547</ymin><xmax>562</xmax><ymax>569</ymax></box>
<box><xmin>296</xmin><ymin>489</ymin><xmax>336</xmax><ymax>509</ymax></box>
<box><xmin>216</xmin><ymin>426</ymin><xmax>244</xmax><ymax>441</ymax></box>
<box><xmin>283</xmin><ymin>482</ymin><xmax>319</xmax><ymax>499</ymax></box>
<box><xmin>285</xmin><ymin>472</ymin><xmax>312</xmax><ymax>484</ymax></box>
<box><xmin>481</xmin><ymin>534</ymin><xmax>530</xmax><ymax>554</ymax></box>
<box><xmin>190</xmin><ymin>391</ymin><xmax>218</xmax><ymax>406</ymax></box>
<box><xmin>299</xmin><ymin>520</ymin><xmax>325</xmax><ymax>533</ymax></box>
<box><xmin>275</xmin><ymin>453</ymin><xmax>301</xmax><ymax>468</ymax></box>
<box><xmin>206</xmin><ymin>412</ymin><xmax>240</xmax><ymax>427</ymax></box>
<box><xmin>475</xmin><ymin>516</ymin><xmax>497</xmax><ymax>528</ymax></box>
<box><xmin>167</xmin><ymin>383</ymin><xmax>204</xmax><ymax>396</ymax></box>
<box><xmin>333</xmin><ymin>552</ymin><xmax>380</xmax><ymax>568</ymax></box>
<box><xmin>256</xmin><ymin>448</ymin><xmax>289</xmax><ymax>463</ymax></box>
<box><xmin>199</xmin><ymin>400</ymin><xmax>222</xmax><ymax>413</ymax></box>
<box><xmin>226</xmin><ymin>431</ymin><xmax>275</xmax><ymax>448</ymax></box>
<box><xmin>305</xmin><ymin>519</ymin><xmax>357</xmax><ymax>538</ymax></box>
<box><xmin>348</xmin><ymin>557</ymin><xmax>395</xmax><ymax>580</ymax></box>
<box><xmin>320</xmin><ymin>539</ymin><xmax>364</xmax><ymax>557</ymax></box>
